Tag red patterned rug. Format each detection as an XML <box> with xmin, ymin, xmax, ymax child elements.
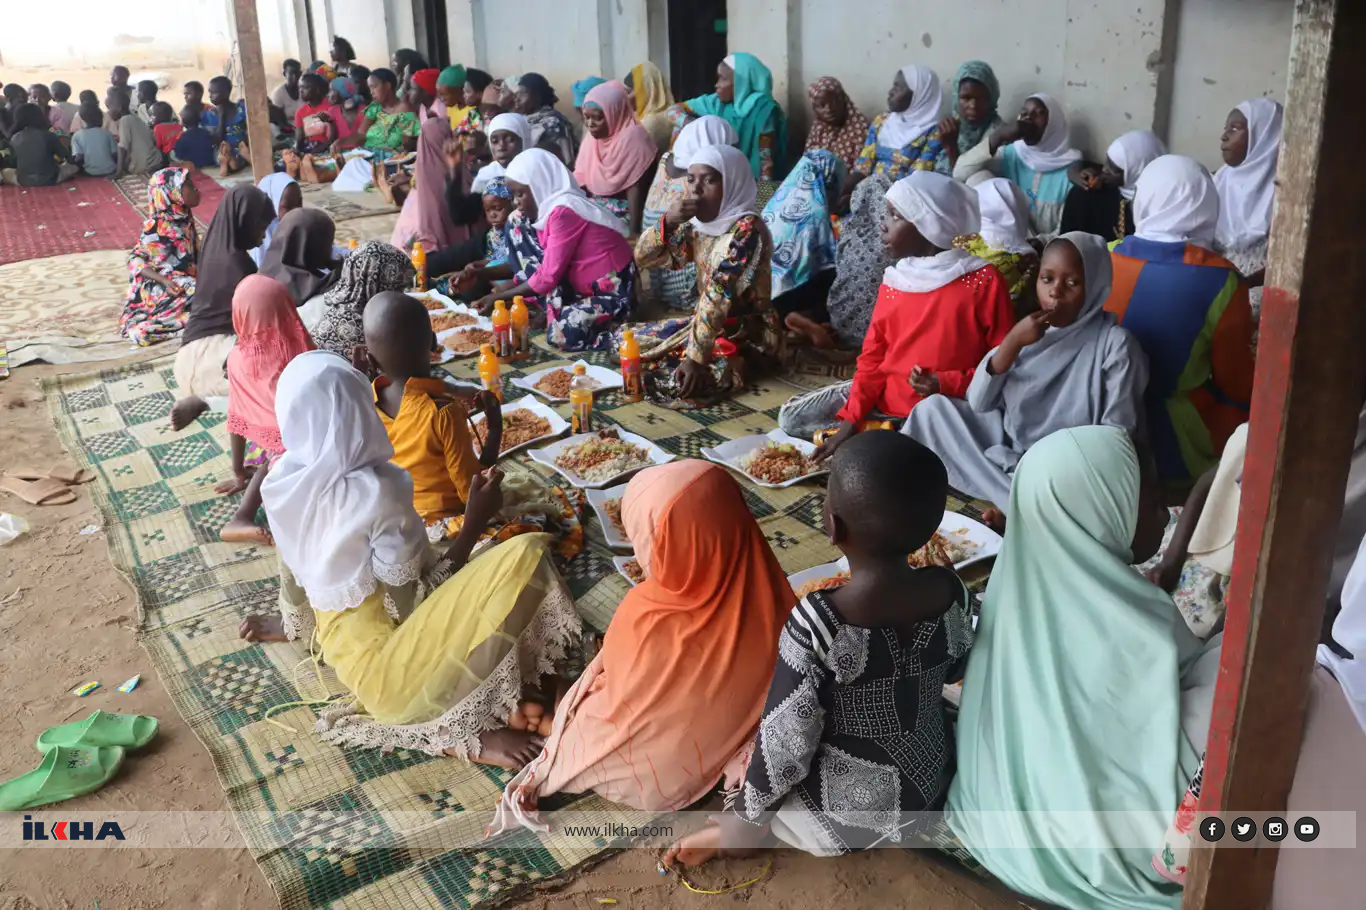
<box><xmin>0</xmin><ymin>177</ymin><xmax>144</xmax><ymax>266</ymax></box>
<box><xmin>113</xmin><ymin>170</ymin><xmax>228</xmax><ymax>227</ymax></box>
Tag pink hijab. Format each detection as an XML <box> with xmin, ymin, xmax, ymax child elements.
<box><xmin>390</xmin><ymin>115</ymin><xmax>478</xmax><ymax>251</ymax></box>
<box><xmin>573</xmin><ymin>81</ymin><xmax>658</xmax><ymax>197</ymax></box>
<box><xmin>226</xmin><ymin>275</ymin><xmax>315</xmax><ymax>455</ymax></box>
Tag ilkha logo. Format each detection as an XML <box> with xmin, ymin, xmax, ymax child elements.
<box><xmin>22</xmin><ymin>816</ymin><xmax>125</xmax><ymax>841</ymax></box>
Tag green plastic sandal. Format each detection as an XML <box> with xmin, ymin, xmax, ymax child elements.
<box><xmin>35</xmin><ymin>711</ymin><xmax>159</xmax><ymax>752</ymax></box>
<box><xmin>0</xmin><ymin>745</ymin><xmax>126</xmax><ymax>811</ymax></box>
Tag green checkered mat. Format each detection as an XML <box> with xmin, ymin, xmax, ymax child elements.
<box><xmin>43</xmin><ymin>344</ymin><xmax>991</xmax><ymax>909</ymax></box>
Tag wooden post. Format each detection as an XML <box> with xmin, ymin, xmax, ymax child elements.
<box><xmin>232</xmin><ymin>0</ymin><xmax>277</xmax><ymax>182</ymax></box>
<box><xmin>1182</xmin><ymin>1</ymin><xmax>1366</xmax><ymax>907</ymax></box>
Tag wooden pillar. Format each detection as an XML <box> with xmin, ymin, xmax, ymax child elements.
<box><xmin>1182</xmin><ymin>0</ymin><xmax>1366</xmax><ymax>907</ymax></box>
<box><xmin>232</xmin><ymin>0</ymin><xmax>277</xmax><ymax>182</ymax></box>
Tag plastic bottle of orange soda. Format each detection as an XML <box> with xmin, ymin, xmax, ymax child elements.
<box><xmin>491</xmin><ymin>300</ymin><xmax>513</xmax><ymax>359</ymax></box>
<box><xmin>478</xmin><ymin>344</ymin><xmax>503</xmax><ymax>402</ymax></box>
<box><xmin>569</xmin><ymin>364</ymin><xmax>593</xmax><ymax>433</ymax></box>
<box><xmin>510</xmin><ymin>296</ymin><xmax>530</xmax><ymax>358</ymax></box>
<box><xmin>619</xmin><ymin>329</ymin><xmax>643</xmax><ymax>402</ymax></box>
<box><xmin>411</xmin><ymin>241</ymin><xmax>427</xmax><ymax>291</ymax></box>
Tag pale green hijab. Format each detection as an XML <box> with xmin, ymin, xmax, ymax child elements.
<box><xmin>947</xmin><ymin>426</ymin><xmax>1205</xmax><ymax>910</ymax></box>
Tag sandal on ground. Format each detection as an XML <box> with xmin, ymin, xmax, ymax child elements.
<box><xmin>0</xmin><ymin>476</ymin><xmax>77</xmax><ymax>506</ymax></box>
<box><xmin>35</xmin><ymin>711</ymin><xmax>159</xmax><ymax>752</ymax></box>
<box><xmin>0</xmin><ymin>745</ymin><xmax>126</xmax><ymax>811</ymax></box>
<box><xmin>6</xmin><ymin>463</ymin><xmax>93</xmax><ymax>485</ymax></box>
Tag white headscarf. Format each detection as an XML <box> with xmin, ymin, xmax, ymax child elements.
<box><xmin>1133</xmin><ymin>154</ymin><xmax>1220</xmax><ymax>247</ymax></box>
<box><xmin>1322</xmin><ymin>526</ymin><xmax>1366</xmax><ymax>735</ymax></box>
<box><xmin>882</xmin><ymin>170</ymin><xmax>988</xmax><ymax>293</ymax></box>
<box><xmin>472</xmin><ymin>112</ymin><xmax>534</xmax><ymax>193</ymax></box>
<box><xmin>1012</xmin><ymin>93</ymin><xmax>1082</xmax><ymax>174</ymax></box>
<box><xmin>975</xmin><ymin>177</ymin><xmax>1033</xmax><ymax>255</ymax></box>
<box><xmin>672</xmin><ymin>114</ymin><xmax>738</xmax><ymax>168</ymax></box>
<box><xmin>250</xmin><ymin>172</ymin><xmax>298</xmax><ymax>267</ymax></box>
<box><xmin>260</xmin><ymin>351</ymin><xmax>428</xmax><ymax>613</ymax></box>
<box><xmin>504</xmin><ymin>147</ymin><xmax>629</xmax><ymax>236</ymax></box>
<box><xmin>877</xmin><ymin>65</ymin><xmax>942</xmax><ymax>150</ymax></box>
<box><xmin>1214</xmin><ymin>98</ymin><xmax>1283</xmax><ymax>251</ymax></box>
<box><xmin>1107</xmin><ymin>130</ymin><xmax>1167</xmax><ymax>201</ymax></box>
<box><xmin>687</xmin><ymin>144</ymin><xmax>758</xmax><ymax>237</ymax></box>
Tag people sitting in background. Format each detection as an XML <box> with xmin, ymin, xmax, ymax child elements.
<box><xmin>779</xmin><ymin>170</ymin><xmax>1012</xmax><ymax>445</ymax></box>
<box><xmin>109</xmin><ymin>65</ymin><xmax>131</xmax><ymax>96</ymax></box>
<box><xmin>172</xmin><ymin>105</ymin><xmax>218</xmax><ymax>168</ymax></box>
<box><xmin>630</xmin><ymin>144</ymin><xmax>779</xmax><ymax>406</ymax></box>
<box><xmin>1105</xmin><ymin>154</ymin><xmax>1256</xmax><ymax>486</ymax></box>
<box><xmin>1061</xmin><ymin>130</ymin><xmax>1166</xmax><ymax>242</ymax></box>
<box><xmin>574</xmin><ymin>80</ymin><xmax>659</xmax><ymax>233</ymax></box>
<box><xmin>571</xmin><ymin>76</ymin><xmax>607</xmax><ymax>120</ymax></box>
<box><xmin>201</xmin><ymin>76</ymin><xmax>250</xmax><ymax>175</ymax></box>
<box><xmin>331</xmin><ymin>68</ymin><xmax>419</xmax><ymax>167</ymax></box>
<box><xmin>459</xmin><ymin>68</ymin><xmax>494</xmax><ymax>131</ymax></box>
<box><xmin>941</xmin><ymin>61</ymin><xmax>1004</xmax><ymax>159</ymax></box>
<box><xmin>1</xmin><ymin>85</ymin><xmax>27</xmax><ymax>138</ymax></box>
<box><xmin>311</xmin><ymin>241</ymin><xmax>416</xmax><ymax>360</ymax></box>
<box><xmin>802</xmin><ymin>76</ymin><xmax>870</xmax><ymax>173</ymax></box>
<box><xmin>905</xmin><ymin>232</ymin><xmax>1147</xmax><ymax>520</ymax></box>
<box><xmin>626</xmin><ymin>62</ymin><xmax>674</xmax><ymax>153</ymax></box>
<box><xmin>181</xmin><ymin>80</ymin><xmax>206</xmax><ymax>123</ymax></box>
<box><xmin>470</xmin><ymin>111</ymin><xmax>532</xmax><ymax>192</ymax></box>
<box><xmin>134</xmin><ymin>80</ymin><xmax>158</xmax><ymax>125</ymax></box>
<box><xmin>348</xmin><ymin>64</ymin><xmax>373</xmax><ymax>106</ymax></box>
<box><xmin>955</xmin><ymin>93</ymin><xmax>1081</xmax><ymax>238</ymax></box>
<box><xmin>636</xmin><ymin>115</ymin><xmax>737</xmax><ymax>313</ymax></box>
<box><xmin>391</xmin><ymin>109</ymin><xmax>471</xmax><ymax>251</ymax></box>
<box><xmin>326</xmin><ymin>76</ymin><xmax>360</xmax><ymax>130</ymax></box>
<box><xmin>762</xmin><ymin>149</ymin><xmax>845</xmax><ymax>347</ymax></box>
<box><xmin>260</xmin><ymin>208</ymin><xmax>341</xmax><ymax>330</ymax></box>
<box><xmin>120</xmin><ymin>168</ymin><xmax>201</xmax><ymax>346</ymax></box>
<box><xmin>250</xmin><ymin>172</ymin><xmax>302</xmax><ymax>267</ymax></box>
<box><xmin>1213</xmin><ymin>98</ymin><xmax>1283</xmax><ymax>301</ymax></box>
<box><xmin>824</xmin><ymin>170</ymin><xmax>894</xmax><ymax>348</ymax></box>
<box><xmin>665</xmin><ymin>432</ymin><xmax>973</xmax><ymax>865</ymax></box>
<box><xmin>668</xmin><ymin>52</ymin><xmax>786</xmax><ymax>180</ymax></box>
<box><xmin>407</xmin><ymin>68</ymin><xmax>443</xmax><ymax>126</ymax></box>
<box><xmin>50</xmin><ymin>81</ymin><xmax>80</xmax><ymax>131</ymax></box>
<box><xmin>956</xmin><ymin>177</ymin><xmax>1039</xmax><ymax>307</ymax></box>
<box><xmin>286</xmin><ymin>73</ymin><xmax>350</xmax><ymax>183</ymax></box>
<box><xmin>479</xmin><ymin>80</ymin><xmax>504</xmax><ymax>122</ymax></box>
<box><xmin>151</xmin><ymin>102</ymin><xmax>182</xmax><ymax>157</ymax></box>
<box><xmin>514</xmin><ymin>73</ymin><xmax>579</xmax><ymax>167</ymax></box>
<box><xmin>391</xmin><ymin>48</ymin><xmax>430</xmax><ymax>88</ymax></box>
<box><xmin>28</xmin><ymin>83</ymin><xmax>69</xmax><ymax>133</ymax></box>
<box><xmin>271</xmin><ymin>58</ymin><xmax>304</xmax><ymax>124</ymax></box>
<box><xmin>330</xmin><ymin>36</ymin><xmax>358</xmax><ymax>73</ymax></box>
<box><xmin>107</xmin><ymin>90</ymin><xmax>163</xmax><ymax>176</ymax></box>
<box><xmin>848</xmin><ymin>64</ymin><xmax>953</xmax><ymax>196</ymax></box>
<box><xmin>1</xmin><ymin>103</ymin><xmax>77</xmax><ymax>186</ymax></box>
<box><xmin>436</xmin><ymin>65</ymin><xmax>474</xmax><ymax>129</ymax></box>
<box><xmin>71</xmin><ymin>105</ymin><xmax>118</xmax><ymax>176</ymax></box>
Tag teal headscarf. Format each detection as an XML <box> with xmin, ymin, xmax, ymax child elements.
<box><xmin>952</xmin><ymin>60</ymin><xmax>1002</xmax><ymax>154</ymax></box>
<box><xmin>686</xmin><ymin>52</ymin><xmax>788</xmax><ymax>179</ymax></box>
<box><xmin>572</xmin><ymin>76</ymin><xmax>607</xmax><ymax>107</ymax></box>
<box><xmin>437</xmin><ymin>65</ymin><xmax>466</xmax><ymax>89</ymax></box>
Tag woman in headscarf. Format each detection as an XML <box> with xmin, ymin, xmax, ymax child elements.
<box><xmin>941</xmin><ymin>60</ymin><xmax>1003</xmax><ymax>158</ymax></box>
<box><xmin>625</xmin><ymin>61</ymin><xmax>674</xmax><ymax>153</ymax></box>
<box><xmin>121</xmin><ymin>168</ymin><xmax>202</xmax><ymax>348</ymax></box>
<box><xmin>850</xmin><ymin>65</ymin><xmax>951</xmax><ymax>184</ymax></box>
<box><xmin>489</xmin><ymin>460</ymin><xmax>793</xmax><ymax>829</ymax></box>
<box><xmin>948</xmin><ymin>425</ymin><xmax>1220</xmax><ymax>910</ymax></box>
<box><xmin>1061</xmin><ymin>129</ymin><xmax>1167</xmax><ymax>242</ymax></box>
<box><xmin>259</xmin><ymin>208</ymin><xmax>340</xmax><ymax>329</ymax></box>
<box><xmin>903</xmin><ymin>232</ymin><xmax>1147</xmax><ymax>518</ymax></box>
<box><xmin>435</xmin><ymin>65</ymin><xmax>475</xmax><ymax>130</ymax></box>
<box><xmin>956</xmin><ymin>177</ymin><xmax>1040</xmax><ymax>307</ymax></box>
<box><xmin>470</xmin><ymin>111</ymin><xmax>533</xmax><ymax>193</ymax></box>
<box><xmin>390</xmin><ymin>110</ymin><xmax>466</xmax><ymax>251</ymax></box>
<box><xmin>240</xmin><ymin>352</ymin><xmax>583</xmax><ymax>771</ymax></box>
<box><xmin>472</xmin><ymin>148</ymin><xmax>633</xmax><ymax>350</ymax></box>
<box><xmin>514</xmin><ymin>73</ymin><xmax>578</xmax><ymax>167</ymax></box>
<box><xmin>668</xmin><ymin>52</ymin><xmax>787</xmax><ymax>180</ymax></box>
<box><xmin>802</xmin><ymin>76</ymin><xmax>870</xmax><ymax>172</ymax></box>
<box><xmin>636</xmin><ymin>115</ymin><xmax>738</xmax><ymax>311</ymax></box>
<box><xmin>761</xmin><ymin>149</ymin><xmax>845</xmax><ymax>347</ymax></box>
<box><xmin>955</xmin><ymin>93</ymin><xmax>1082</xmax><ymax>237</ymax></box>
<box><xmin>168</xmin><ymin>183</ymin><xmax>276</xmax><ymax>434</ymax></box>
<box><xmin>248</xmin><ymin>172</ymin><xmax>302</xmax><ymax>267</ymax></box>
<box><xmin>630</xmin><ymin>144</ymin><xmax>779</xmax><ymax>408</ymax></box>
<box><xmin>570</xmin><ymin>75</ymin><xmax>606</xmax><ymax>117</ymax></box>
<box><xmin>327</xmin><ymin>75</ymin><xmax>360</xmax><ymax>130</ymax></box>
<box><xmin>1214</xmin><ymin>98</ymin><xmax>1283</xmax><ymax>297</ymax></box>
<box><xmin>824</xmin><ymin>170</ymin><xmax>894</xmax><ymax>348</ymax></box>
<box><xmin>1104</xmin><ymin>154</ymin><xmax>1256</xmax><ymax>485</ymax></box>
<box><xmin>574</xmin><ymin>80</ymin><xmax>659</xmax><ymax>233</ymax></box>
<box><xmin>778</xmin><ymin>171</ymin><xmax>1013</xmax><ymax>447</ymax></box>
<box><xmin>310</xmin><ymin>241</ymin><xmax>416</xmax><ymax>360</ymax></box>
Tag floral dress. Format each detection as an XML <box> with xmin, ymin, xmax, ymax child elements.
<box><xmin>201</xmin><ymin>101</ymin><xmax>248</xmax><ymax>154</ymax></box>
<box><xmin>853</xmin><ymin>113</ymin><xmax>951</xmax><ymax>180</ymax></box>
<box><xmin>120</xmin><ymin>169</ymin><xmax>199</xmax><ymax>346</ymax></box>
<box><xmin>626</xmin><ymin>212</ymin><xmax>779</xmax><ymax>408</ymax></box>
<box><xmin>636</xmin><ymin>155</ymin><xmax>694</xmax><ymax>310</ymax></box>
<box><xmin>954</xmin><ymin>234</ymin><xmax>1039</xmax><ymax>307</ymax></box>
<box><xmin>361</xmin><ymin>102</ymin><xmax>420</xmax><ymax>158</ymax></box>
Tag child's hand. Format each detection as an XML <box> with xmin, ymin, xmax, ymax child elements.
<box><xmin>909</xmin><ymin>366</ymin><xmax>940</xmax><ymax>397</ymax></box>
<box><xmin>813</xmin><ymin>421</ymin><xmax>857</xmax><ymax>463</ymax></box>
<box><xmin>465</xmin><ymin>467</ymin><xmax>505</xmax><ymax>527</ymax></box>
<box><xmin>1144</xmin><ymin>557</ymin><xmax>1183</xmax><ymax>593</ymax></box>
<box><xmin>1006</xmin><ymin>309</ymin><xmax>1051</xmax><ymax>349</ymax></box>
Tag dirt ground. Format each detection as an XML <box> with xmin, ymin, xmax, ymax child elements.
<box><xmin>0</xmin><ymin>358</ymin><xmax>1023</xmax><ymax>910</ymax></box>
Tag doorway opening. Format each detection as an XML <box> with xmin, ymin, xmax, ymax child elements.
<box><xmin>667</xmin><ymin>0</ymin><xmax>726</xmax><ymax>101</ymax></box>
<box><xmin>419</xmin><ymin>0</ymin><xmax>451</xmax><ymax>69</ymax></box>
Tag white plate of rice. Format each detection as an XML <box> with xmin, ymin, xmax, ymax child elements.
<box><xmin>586</xmin><ymin>484</ymin><xmax>632</xmax><ymax>549</ymax></box>
<box><xmin>469</xmin><ymin>396</ymin><xmax>569</xmax><ymax>459</ymax></box>
<box><xmin>529</xmin><ymin>428</ymin><xmax>674</xmax><ymax>489</ymax></box>
<box><xmin>613</xmin><ymin>554</ymin><xmax>645</xmax><ymax>587</ymax></box>
<box><xmin>786</xmin><ymin>558</ymin><xmax>851</xmax><ymax>600</ymax></box>
<box><xmin>511</xmin><ymin>360</ymin><xmax>625</xmax><ymax>403</ymax></box>
<box><xmin>701</xmin><ymin>429</ymin><xmax>828</xmax><ymax>489</ymax></box>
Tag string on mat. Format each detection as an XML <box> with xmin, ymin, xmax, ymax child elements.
<box><xmin>667</xmin><ymin>857</ymin><xmax>772</xmax><ymax>895</ymax></box>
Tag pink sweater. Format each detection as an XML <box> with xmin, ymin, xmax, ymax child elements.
<box><xmin>527</xmin><ymin>207</ymin><xmax>633</xmax><ymax>298</ymax></box>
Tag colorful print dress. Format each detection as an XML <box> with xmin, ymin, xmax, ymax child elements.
<box><xmin>854</xmin><ymin>113</ymin><xmax>951</xmax><ymax>180</ymax></box>
<box><xmin>120</xmin><ymin>169</ymin><xmax>199</xmax><ymax>346</ymax></box>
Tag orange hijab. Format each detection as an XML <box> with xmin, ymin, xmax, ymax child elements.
<box><xmin>226</xmin><ymin>274</ymin><xmax>315</xmax><ymax>455</ymax></box>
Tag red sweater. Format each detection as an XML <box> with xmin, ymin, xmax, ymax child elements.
<box><xmin>837</xmin><ymin>264</ymin><xmax>1015</xmax><ymax>425</ymax></box>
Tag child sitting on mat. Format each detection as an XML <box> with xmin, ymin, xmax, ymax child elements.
<box><xmin>664</xmin><ymin>430</ymin><xmax>974</xmax><ymax>865</ymax></box>
<box><xmin>172</xmin><ymin>106</ymin><xmax>217</xmax><ymax>169</ymax></box>
<box><xmin>362</xmin><ymin>291</ymin><xmax>503</xmax><ymax>539</ymax></box>
<box><xmin>220</xmin><ymin>275</ymin><xmax>316</xmax><ymax>545</ymax></box>
<box><xmin>151</xmin><ymin>102</ymin><xmax>182</xmax><ymax>159</ymax></box>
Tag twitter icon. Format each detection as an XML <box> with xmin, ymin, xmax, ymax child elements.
<box><xmin>1231</xmin><ymin>817</ymin><xmax>1257</xmax><ymax>842</ymax></box>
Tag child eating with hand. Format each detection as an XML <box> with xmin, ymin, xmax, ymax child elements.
<box><xmin>664</xmin><ymin>430</ymin><xmax>974</xmax><ymax>866</ymax></box>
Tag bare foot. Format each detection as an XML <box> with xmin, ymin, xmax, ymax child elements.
<box><xmin>239</xmin><ymin>614</ymin><xmax>290</xmax><ymax>642</ymax></box>
<box><xmin>465</xmin><ymin>728</ymin><xmax>545</xmax><ymax>771</ymax></box>
<box><xmin>785</xmin><ymin>311</ymin><xmax>836</xmax><ymax>349</ymax></box>
<box><xmin>300</xmin><ymin>154</ymin><xmax>319</xmax><ymax>184</ymax></box>
<box><xmin>662</xmin><ymin>821</ymin><xmax>765</xmax><ymax>869</ymax></box>
<box><xmin>217</xmin><ymin>142</ymin><xmax>233</xmax><ymax>178</ymax></box>
<box><xmin>214</xmin><ymin>474</ymin><xmax>249</xmax><ymax>496</ymax></box>
<box><xmin>982</xmin><ymin>507</ymin><xmax>1006</xmax><ymax>534</ymax></box>
<box><xmin>220</xmin><ymin>518</ymin><xmax>274</xmax><ymax>546</ymax></box>
<box><xmin>170</xmin><ymin>396</ymin><xmax>209</xmax><ymax>431</ymax></box>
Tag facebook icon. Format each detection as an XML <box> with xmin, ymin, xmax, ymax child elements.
<box><xmin>1200</xmin><ymin>817</ymin><xmax>1226</xmax><ymax>842</ymax></box>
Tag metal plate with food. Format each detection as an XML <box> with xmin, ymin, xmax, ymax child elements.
<box><xmin>468</xmin><ymin>396</ymin><xmax>569</xmax><ymax>458</ymax></box>
<box><xmin>529</xmin><ymin>427</ymin><xmax>675</xmax><ymax>489</ymax></box>
<box><xmin>510</xmin><ymin>360</ymin><xmax>625</xmax><ymax>403</ymax></box>
<box><xmin>701</xmin><ymin>429</ymin><xmax>829</xmax><ymax>489</ymax></box>
<box><xmin>585</xmin><ymin>484</ymin><xmax>631</xmax><ymax>549</ymax></box>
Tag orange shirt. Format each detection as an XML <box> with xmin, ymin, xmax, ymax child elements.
<box><xmin>373</xmin><ymin>376</ymin><xmax>481</xmax><ymax>522</ymax></box>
